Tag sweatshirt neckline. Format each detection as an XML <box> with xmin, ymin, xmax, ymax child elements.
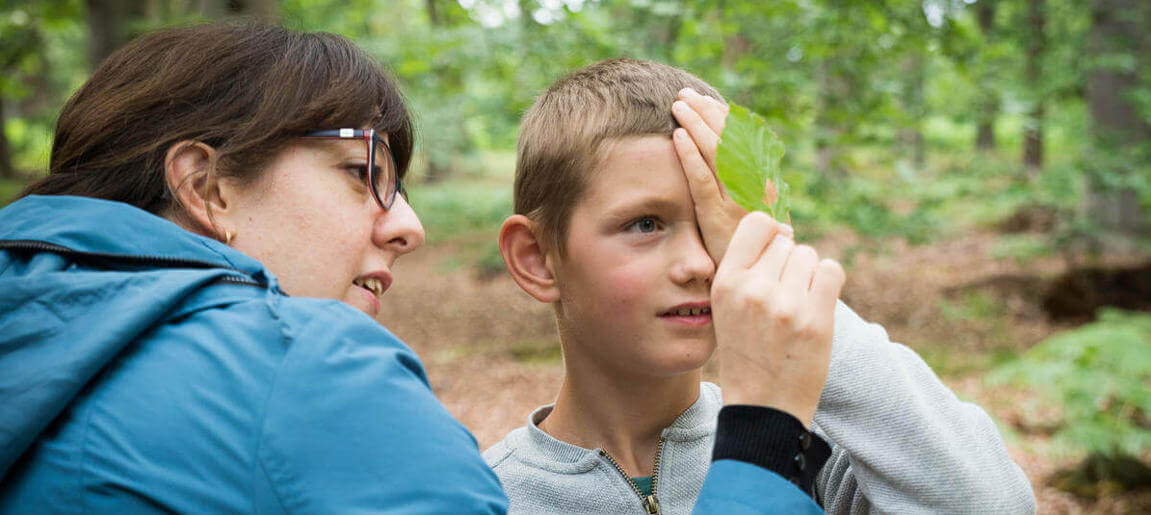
<box><xmin>517</xmin><ymin>382</ymin><xmax>722</xmax><ymax>472</ymax></box>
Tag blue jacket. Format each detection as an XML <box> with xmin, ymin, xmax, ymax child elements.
<box><xmin>0</xmin><ymin>195</ymin><xmax>818</xmax><ymax>513</ymax></box>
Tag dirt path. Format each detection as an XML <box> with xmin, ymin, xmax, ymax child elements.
<box><xmin>378</xmin><ymin>232</ymin><xmax>1146</xmax><ymax>514</ymax></box>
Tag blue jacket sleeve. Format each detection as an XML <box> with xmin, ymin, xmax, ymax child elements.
<box><xmin>694</xmin><ymin>460</ymin><xmax>824</xmax><ymax>514</ymax></box>
<box><xmin>693</xmin><ymin>406</ymin><xmax>830</xmax><ymax>514</ymax></box>
<box><xmin>254</xmin><ymin>300</ymin><xmax>508</xmax><ymax>513</ymax></box>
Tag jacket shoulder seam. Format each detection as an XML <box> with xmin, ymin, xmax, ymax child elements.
<box><xmin>253</xmin><ymin>292</ymin><xmax>294</xmax><ymax>514</ymax></box>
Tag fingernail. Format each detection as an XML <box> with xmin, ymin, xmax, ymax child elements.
<box><xmin>773</xmin><ymin>234</ymin><xmax>789</xmax><ymax>245</ymax></box>
<box><xmin>679</xmin><ymin>87</ymin><xmax>697</xmax><ymax>98</ymax></box>
<box><xmin>673</xmin><ymin>101</ymin><xmax>688</xmax><ymax>113</ymax></box>
<box><xmin>674</xmin><ymin>128</ymin><xmax>687</xmax><ymax>139</ymax></box>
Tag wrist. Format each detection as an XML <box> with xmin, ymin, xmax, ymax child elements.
<box><xmin>713</xmin><ymin>405</ymin><xmax>831</xmax><ymax>498</ymax></box>
<box><xmin>722</xmin><ymin>389</ymin><xmax>815</xmax><ymax>428</ymax></box>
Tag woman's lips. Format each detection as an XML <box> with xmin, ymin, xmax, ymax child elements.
<box><xmin>357</xmin><ymin>284</ymin><xmax>381</xmax><ymax>316</ymax></box>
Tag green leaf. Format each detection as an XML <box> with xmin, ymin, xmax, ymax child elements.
<box><xmin>715</xmin><ymin>103</ymin><xmax>789</xmax><ymax>221</ymax></box>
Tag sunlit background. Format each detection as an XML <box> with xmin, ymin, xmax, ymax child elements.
<box><xmin>1</xmin><ymin>1</ymin><xmax>1149</xmax><ymax>512</ymax></box>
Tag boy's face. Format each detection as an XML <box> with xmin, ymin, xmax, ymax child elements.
<box><xmin>551</xmin><ymin>135</ymin><xmax>716</xmax><ymax>378</ymax></box>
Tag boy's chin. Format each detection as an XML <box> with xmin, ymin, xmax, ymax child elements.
<box><xmin>644</xmin><ymin>343</ymin><xmax>715</xmax><ymax>377</ymax></box>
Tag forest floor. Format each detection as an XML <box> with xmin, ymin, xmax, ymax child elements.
<box><xmin>378</xmin><ymin>228</ymin><xmax>1151</xmax><ymax>514</ymax></box>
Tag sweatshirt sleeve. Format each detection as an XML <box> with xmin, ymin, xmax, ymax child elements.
<box><xmin>255</xmin><ymin>300</ymin><xmax>508</xmax><ymax>513</ymax></box>
<box><xmin>812</xmin><ymin>301</ymin><xmax>1036</xmax><ymax>514</ymax></box>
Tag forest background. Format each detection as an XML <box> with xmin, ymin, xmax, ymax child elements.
<box><xmin>1</xmin><ymin>0</ymin><xmax>1149</xmax><ymax>512</ymax></box>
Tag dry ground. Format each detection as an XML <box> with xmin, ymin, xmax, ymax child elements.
<box><xmin>377</xmin><ymin>230</ymin><xmax>1150</xmax><ymax>514</ymax></box>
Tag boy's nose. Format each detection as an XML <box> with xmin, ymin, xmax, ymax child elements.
<box><xmin>669</xmin><ymin>232</ymin><xmax>715</xmax><ymax>286</ymax></box>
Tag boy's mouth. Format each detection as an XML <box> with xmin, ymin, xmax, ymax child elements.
<box><xmin>662</xmin><ymin>306</ymin><xmax>711</xmax><ymax>316</ymax></box>
<box><xmin>659</xmin><ymin>302</ymin><xmax>712</xmax><ymax>318</ymax></box>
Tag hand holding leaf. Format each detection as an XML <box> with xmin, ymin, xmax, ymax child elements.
<box><xmin>672</xmin><ymin>92</ymin><xmax>793</xmax><ymax>264</ymax></box>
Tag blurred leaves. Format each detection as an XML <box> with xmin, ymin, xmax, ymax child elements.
<box><xmin>990</xmin><ymin>309</ymin><xmax>1151</xmax><ymax>459</ymax></box>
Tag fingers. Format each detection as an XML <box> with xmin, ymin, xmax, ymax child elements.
<box><xmin>721</xmin><ymin>212</ymin><xmax>777</xmax><ymax>271</ymax></box>
<box><xmin>810</xmin><ymin>258</ymin><xmax>846</xmax><ymax>324</ymax></box>
<box><xmin>780</xmin><ymin>244</ymin><xmax>818</xmax><ymax>293</ymax></box>
<box><xmin>673</xmin><ymin>128</ymin><xmax>722</xmax><ymax>206</ymax></box>
<box><xmin>672</xmin><ymin>100</ymin><xmax>720</xmax><ymax>171</ymax></box>
<box><xmin>678</xmin><ymin>87</ymin><xmax>728</xmax><ymax>135</ymax></box>
<box><xmin>752</xmin><ymin>230</ymin><xmax>795</xmax><ymax>281</ymax></box>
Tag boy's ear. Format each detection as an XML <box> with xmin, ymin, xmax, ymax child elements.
<box><xmin>499</xmin><ymin>214</ymin><xmax>560</xmax><ymax>303</ymax></box>
<box><xmin>165</xmin><ymin>140</ymin><xmax>229</xmax><ymax>239</ymax></box>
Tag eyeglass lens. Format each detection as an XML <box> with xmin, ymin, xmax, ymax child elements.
<box><xmin>371</xmin><ymin>136</ymin><xmax>397</xmax><ymax>209</ymax></box>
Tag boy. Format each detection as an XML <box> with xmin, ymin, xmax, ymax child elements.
<box><xmin>484</xmin><ymin>59</ymin><xmax>1036</xmax><ymax>514</ymax></box>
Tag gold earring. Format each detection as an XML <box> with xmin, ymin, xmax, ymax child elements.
<box><xmin>224</xmin><ymin>230</ymin><xmax>234</xmax><ymax>245</ymax></box>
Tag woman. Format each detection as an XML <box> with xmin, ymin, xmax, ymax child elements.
<box><xmin>0</xmin><ymin>22</ymin><xmax>505</xmax><ymax>513</ymax></box>
<box><xmin>0</xmin><ymin>22</ymin><xmax>834</xmax><ymax>513</ymax></box>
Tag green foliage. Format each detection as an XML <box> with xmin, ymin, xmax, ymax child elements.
<box><xmin>991</xmin><ymin>234</ymin><xmax>1056</xmax><ymax>265</ymax></box>
<box><xmin>989</xmin><ymin>309</ymin><xmax>1151</xmax><ymax>458</ymax></box>
<box><xmin>406</xmin><ymin>177</ymin><xmax>511</xmax><ymax>274</ymax></box>
<box><xmin>0</xmin><ymin>178</ymin><xmax>26</xmax><ymax>207</ymax></box>
<box><xmin>715</xmin><ymin>103</ymin><xmax>788</xmax><ymax>220</ymax></box>
<box><xmin>6</xmin><ymin>0</ymin><xmax>1149</xmax><ymax>259</ymax></box>
<box><xmin>406</xmin><ymin>181</ymin><xmax>510</xmax><ymax>244</ymax></box>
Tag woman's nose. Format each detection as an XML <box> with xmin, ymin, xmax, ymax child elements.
<box><xmin>374</xmin><ymin>194</ymin><xmax>425</xmax><ymax>255</ymax></box>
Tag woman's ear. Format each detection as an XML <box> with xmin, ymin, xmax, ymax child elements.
<box><xmin>499</xmin><ymin>214</ymin><xmax>560</xmax><ymax>303</ymax></box>
<box><xmin>165</xmin><ymin>141</ymin><xmax>228</xmax><ymax>238</ymax></box>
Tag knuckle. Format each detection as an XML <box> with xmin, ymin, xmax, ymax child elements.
<box><xmin>745</xmin><ymin>290</ymin><xmax>771</xmax><ymax>312</ymax></box>
<box><xmin>742</xmin><ymin>211</ymin><xmax>771</xmax><ymax>229</ymax></box>
<box><xmin>819</xmin><ymin>258</ymin><xmax>846</xmax><ymax>284</ymax></box>
<box><xmin>795</xmin><ymin>322</ymin><xmax>821</xmax><ymax>342</ymax></box>
<box><xmin>772</xmin><ymin>301</ymin><xmax>797</xmax><ymax>324</ymax></box>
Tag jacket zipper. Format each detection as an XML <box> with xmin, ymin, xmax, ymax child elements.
<box><xmin>0</xmin><ymin>239</ymin><xmax>262</xmax><ymax>287</ymax></box>
<box><xmin>598</xmin><ymin>436</ymin><xmax>666</xmax><ymax>514</ymax></box>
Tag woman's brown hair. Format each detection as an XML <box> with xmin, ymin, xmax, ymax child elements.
<box><xmin>22</xmin><ymin>22</ymin><xmax>414</xmax><ymax>216</ymax></box>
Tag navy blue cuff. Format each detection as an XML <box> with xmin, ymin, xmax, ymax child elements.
<box><xmin>712</xmin><ymin>405</ymin><xmax>832</xmax><ymax>499</ymax></box>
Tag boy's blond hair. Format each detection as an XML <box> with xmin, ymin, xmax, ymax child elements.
<box><xmin>514</xmin><ymin>58</ymin><xmax>723</xmax><ymax>254</ymax></box>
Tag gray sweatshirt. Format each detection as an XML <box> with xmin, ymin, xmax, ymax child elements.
<box><xmin>483</xmin><ymin>302</ymin><xmax>1036</xmax><ymax>514</ymax></box>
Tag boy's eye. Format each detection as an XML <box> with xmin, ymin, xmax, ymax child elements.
<box><xmin>626</xmin><ymin>216</ymin><xmax>662</xmax><ymax>234</ymax></box>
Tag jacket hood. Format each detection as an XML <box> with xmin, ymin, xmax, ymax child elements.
<box><xmin>0</xmin><ymin>195</ymin><xmax>276</xmax><ymax>477</ymax></box>
<box><xmin>0</xmin><ymin>195</ymin><xmax>271</xmax><ymax>279</ymax></box>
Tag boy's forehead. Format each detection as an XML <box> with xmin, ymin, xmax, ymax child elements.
<box><xmin>580</xmin><ymin>135</ymin><xmax>690</xmax><ymax>207</ymax></box>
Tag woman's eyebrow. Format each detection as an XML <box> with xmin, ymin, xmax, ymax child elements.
<box><xmin>304</xmin><ymin>139</ymin><xmax>365</xmax><ymax>160</ymax></box>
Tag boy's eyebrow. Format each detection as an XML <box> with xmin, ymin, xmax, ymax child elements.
<box><xmin>601</xmin><ymin>196</ymin><xmax>685</xmax><ymax>219</ymax></box>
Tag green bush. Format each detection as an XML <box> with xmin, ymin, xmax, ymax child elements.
<box><xmin>989</xmin><ymin>309</ymin><xmax>1151</xmax><ymax>459</ymax></box>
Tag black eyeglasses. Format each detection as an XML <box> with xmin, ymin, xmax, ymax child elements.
<box><xmin>301</xmin><ymin>128</ymin><xmax>405</xmax><ymax>211</ymax></box>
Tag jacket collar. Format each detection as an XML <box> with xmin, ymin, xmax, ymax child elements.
<box><xmin>0</xmin><ymin>195</ymin><xmax>274</xmax><ymax>285</ymax></box>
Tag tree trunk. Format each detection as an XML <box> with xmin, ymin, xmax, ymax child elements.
<box><xmin>87</xmin><ymin>0</ymin><xmax>126</xmax><ymax>69</ymax></box>
<box><xmin>1085</xmin><ymin>0</ymin><xmax>1149</xmax><ymax>237</ymax></box>
<box><xmin>900</xmin><ymin>53</ymin><xmax>926</xmax><ymax>172</ymax></box>
<box><xmin>0</xmin><ymin>99</ymin><xmax>13</xmax><ymax>179</ymax></box>
<box><xmin>87</xmin><ymin>0</ymin><xmax>151</xmax><ymax>68</ymax></box>
<box><xmin>975</xmin><ymin>0</ymin><xmax>997</xmax><ymax>151</ymax></box>
<box><xmin>203</xmin><ymin>0</ymin><xmax>277</xmax><ymax>21</ymax></box>
<box><xmin>815</xmin><ymin>59</ymin><xmax>852</xmax><ymax>179</ymax></box>
<box><xmin>426</xmin><ymin>0</ymin><xmax>440</xmax><ymax>26</ymax></box>
<box><xmin>1022</xmin><ymin>0</ymin><xmax>1046</xmax><ymax>172</ymax></box>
